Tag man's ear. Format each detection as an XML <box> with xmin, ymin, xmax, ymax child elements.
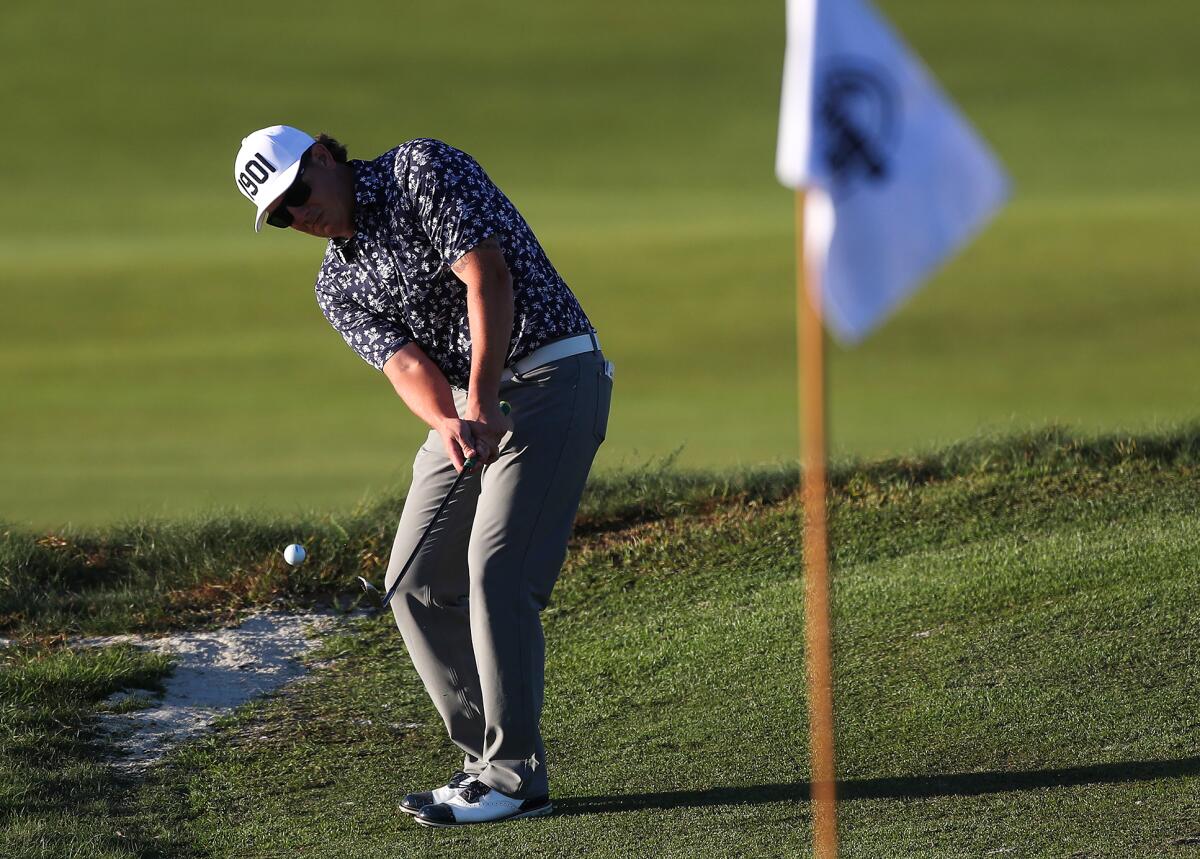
<box><xmin>309</xmin><ymin>143</ymin><xmax>333</xmax><ymax>168</ymax></box>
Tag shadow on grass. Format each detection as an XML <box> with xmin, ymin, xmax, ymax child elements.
<box><xmin>555</xmin><ymin>756</ymin><xmax>1200</xmax><ymax>815</ymax></box>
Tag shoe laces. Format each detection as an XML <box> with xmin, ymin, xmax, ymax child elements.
<box><xmin>457</xmin><ymin>781</ymin><xmax>492</xmax><ymax>804</ymax></box>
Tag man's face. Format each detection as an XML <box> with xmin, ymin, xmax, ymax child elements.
<box><xmin>266</xmin><ymin>144</ymin><xmax>354</xmax><ymax>239</ymax></box>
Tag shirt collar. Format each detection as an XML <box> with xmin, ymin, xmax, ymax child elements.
<box><xmin>351</xmin><ymin>158</ymin><xmax>387</xmax><ymax>222</ymax></box>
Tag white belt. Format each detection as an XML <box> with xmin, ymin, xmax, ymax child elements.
<box><xmin>501</xmin><ymin>332</ymin><xmax>601</xmax><ymax>382</ymax></box>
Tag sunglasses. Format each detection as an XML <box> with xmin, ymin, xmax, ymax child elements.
<box><xmin>266</xmin><ymin>151</ymin><xmax>312</xmax><ymax>229</ymax></box>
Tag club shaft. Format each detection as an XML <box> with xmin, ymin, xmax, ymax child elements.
<box><xmin>374</xmin><ymin>401</ymin><xmax>506</xmax><ymax>608</ymax></box>
<box><xmin>379</xmin><ymin>464</ymin><xmax>473</xmax><ymax>609</ymax></box>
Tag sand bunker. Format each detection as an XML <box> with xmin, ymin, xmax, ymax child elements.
<box><xmin>91</xmin><ymin>611</ymin><xmax>344</xmax><ymax>772</ymax></box>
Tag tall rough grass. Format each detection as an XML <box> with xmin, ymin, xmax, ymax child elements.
<box><xmin>2</xmin><ymin>424</ymin><xmax>1198</xmax><ymax>637</ymax></box>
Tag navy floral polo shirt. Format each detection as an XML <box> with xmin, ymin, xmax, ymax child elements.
<box><xmin>313</xmin><ymin>138</ymin><xmax>594</xmax><ymax>389</ymax></box>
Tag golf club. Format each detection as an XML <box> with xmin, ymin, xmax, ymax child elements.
<box><xmin>358</xmin><ymin>401</ymin><xmax>511</xmax><ymax>609</ymax></box>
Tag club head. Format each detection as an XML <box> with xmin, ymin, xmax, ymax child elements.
<box><xmin>356</xmin><ymin>576</ymin><xmax>383</xmax><ymax>606</ymax></box>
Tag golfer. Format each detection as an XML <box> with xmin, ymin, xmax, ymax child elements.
<box><xmin>234</xmin><ymin>126</ymin><xmax>612</xmax><ymax>826</ymax></box>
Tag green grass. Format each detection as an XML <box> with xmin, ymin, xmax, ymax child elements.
<box><xmin>2</xmin><ymin>427</ymin><xmax>1199</xmax><ymax>856</ymax></box>
<box><xmin>3</xmin><ymin>0</ymin><xmax>1200</xmax><ymax>527</ymax></box>
<box><xmin>0</xmin><ymin>645</ymin><xmax>177</xmax><ymax>859</ymax></box>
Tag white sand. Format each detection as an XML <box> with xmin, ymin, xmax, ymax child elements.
<box><xmin>90</xmin><ymin>611</ymin><xmax>346</xmax><ymax>772</ymax></box>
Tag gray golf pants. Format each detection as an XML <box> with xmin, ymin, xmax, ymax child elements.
<box><xmin>385</xmin><ymin>350</ymin><xmax>612</xmax><ymax>799</ymax></box>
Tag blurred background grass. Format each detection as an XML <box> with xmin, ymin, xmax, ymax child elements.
<box><xmin>2</xmin><ymin>0</ymin><xmax>1198</xmax><ymax>528</ymax></box>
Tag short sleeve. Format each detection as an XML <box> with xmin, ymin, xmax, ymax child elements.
<box><xmin>315</xmin><ymin>276</ymin><xmax>412</xmax><ymax>371</ymax></box>
<box><xmin>400</xmin><ymin>139</ymin><xmax>503</xmax><ymax>266</ymax></box>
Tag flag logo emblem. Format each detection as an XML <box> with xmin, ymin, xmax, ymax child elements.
<box><xmin>817</xmin><ymin>61</ymin><xmax>898</xmax><ymax>198</ymax></box>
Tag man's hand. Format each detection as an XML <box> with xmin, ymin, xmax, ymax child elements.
<box><xmin>436</xmin><ymin>416</ymin><xmax>483</xmax><ymax>473</ymax></box>
<box><xmin>462</xmin><ymin>401</ymin><xmax>513</xmax><ymax>467</ymax></box>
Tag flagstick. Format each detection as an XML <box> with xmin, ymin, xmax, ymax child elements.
<box><xmin>796</xmin><ymin>189</ymin><xmax>838</xmax><ymax>858</ymax></box>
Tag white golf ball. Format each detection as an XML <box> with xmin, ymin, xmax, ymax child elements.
<box><xmin>283</xmin><ymin>544</ymin><xmax>307</xmax><ymax>566</ymax></box>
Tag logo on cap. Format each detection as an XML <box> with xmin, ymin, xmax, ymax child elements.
<box><xmin>237</xmin><ymin>152</ymin><xmax>279</xmax><ymax>199</ymax></box>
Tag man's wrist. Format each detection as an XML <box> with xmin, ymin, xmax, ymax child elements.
<box><xmin>466</xmin><ymin>392</ymin><xmax>500</xmax><ymax>414</ymax></box>
<box><xmin>467</xmin><ymin>376</ymin><xmax>502</xmax><ymax>403</ymax></box>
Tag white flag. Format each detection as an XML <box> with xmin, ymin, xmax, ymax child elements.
<box><xmin>776</xmin><ymin>0</ymin><xmax>1010</xmax><ymax>341</ymax></box>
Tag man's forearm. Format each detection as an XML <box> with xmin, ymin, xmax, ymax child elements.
<box><xmin>453</xmin><ymin>236</ymin><xmax>514</xmax><ymax>409</ymax></box>
<box><xmin>466</xmin><ymin>273</ymin><xmax>513</xmax><ymax>406</ymax></box>
<box><xmin>382</xmin><ymin>344</ymin><xmax>459</xmax><ymax>432</ymax></box>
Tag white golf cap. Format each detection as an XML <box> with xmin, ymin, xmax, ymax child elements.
<box><xmin>234</xmin><ymin>125</ymin><xmax>316</xmax><ymax>232</ymax></box>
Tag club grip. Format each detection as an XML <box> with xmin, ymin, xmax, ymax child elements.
<box><xmin>463</xmin><ymin>401</ymin><xmax>511</xmax><ymax>470</ymax></box>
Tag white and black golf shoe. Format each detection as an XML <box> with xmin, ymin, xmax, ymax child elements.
<box><xmin>413</xmin><ymin>780</ymin><xmax>553</xmax><ymax>827</ymax></box>
<box><xmin>398</xmin><ymin>770</ymin><xmax>478</xmax><ymax>816</ymax></box>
